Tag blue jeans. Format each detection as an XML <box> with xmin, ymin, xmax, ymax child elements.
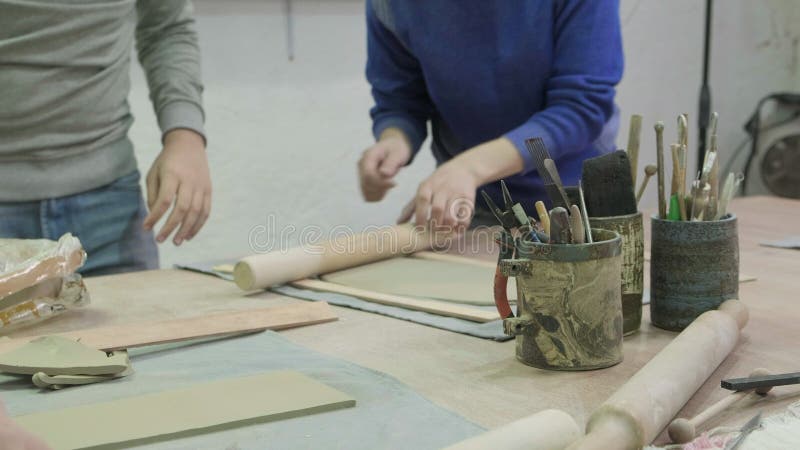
<box><xmin>0</xmin><ymin>171</ymin><xmax>159</xmax><ymax>276</ymax></box>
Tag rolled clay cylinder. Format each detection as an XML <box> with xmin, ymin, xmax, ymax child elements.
<box><xmin>566</xmin><ymin>299</ymin><xmax>748</xmax><ymax>450</ymax></box>
<box><xmin>234</xmin><ymin>224</ymin><xmax>434</xmax><ymax>290</ymax></box>
<box><xmin>444</xmin><ymin>409</ymin><xmax>582</xmax><ymax>450</ymax></box>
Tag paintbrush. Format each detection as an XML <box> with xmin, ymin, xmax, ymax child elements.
<box><xmin>626</xmin><ymin>114</ymin><xmax>643</xmax><ymax>187</ymax></box>
<box><xmin>549</xmin><ymin>207</ymin><xmax>572</xmax><ymax>244</ymax></box>
<box><xmin>581</xmin><ymin>150</ymin><xmax>638</xmax><ymax>217</ymax></box>
<box><xmin>636</xmin><ymin>164</ymin><xmax>657</xmax><ymax>204</ymax></box>
<box><xmin>525</xmin><ymin>138</ymin><xmax>569</xmax><ymax>209</ymax></box>
<box><xmin>569</xmin><ymin>205</ymin><xmax>585</xmax><ymax>244</ymax></box>
<box><xmin>655</xmin><ymin>122</ymin><xmax>667</xmax><ymax>219</ymax></box>
<box><xmin>578</xmin><ymin>181</ymin><xmax>593</xmax><ymax>243</ymax></box>
<box><xmin>543</xmin><ymin>158</ymin><xmax>572</xmax><ymax>210</ymax></box>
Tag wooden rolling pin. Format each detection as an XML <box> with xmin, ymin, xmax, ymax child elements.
<box><xmin>234</xmin><ymin>224</ymin><xmax>434</xmax><ymax>290</ymax></box>
<box><xmin>566</xmin><ymin>299</ymin><xmax>748</xmax><ymax>450</ymax></box>
<box><xmin>445</xmin><ymin>409</ymin><xmax>582</xmax><ymax>450</ymax></box>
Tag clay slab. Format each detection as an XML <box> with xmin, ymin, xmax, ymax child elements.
<box><xmin>16</xmin><ymin>371</ymin><xmax>356</xmax><ymax>450</ymax></box>
<box><xmin>322</xmin><ymin>257</ymin><xmax>511</xmax><ymax>306</ymax></box>
<box><xmin>0</xmin><ymin>336</ymin><xmax>128</xmax><ymax>375</ymax></box>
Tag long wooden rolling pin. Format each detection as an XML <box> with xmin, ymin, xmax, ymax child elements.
<box><xmin>234</xmin><ymin>224</ymin><xmax>434</xmax><ymax>291</ymax></box>
<box><xmin>445</xmin><ymin>409</ymin><xmax>582</xmax><ymax>450</ymax></box>
<box><xmin>566</xmin><ymin>299</ymin><xmax>748</xmax><ymax>450</ymax></box>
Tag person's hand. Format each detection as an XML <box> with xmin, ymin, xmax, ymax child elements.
<box><xmin>358</xmin><ymin>129</ymin><xmax>412</xmax><ymax>202</ymax></box>
<box><xmin>0</xmin><ymin>400</ymin><xmax>51</xmax><ymax>450</ymax></box>
<box><xmin>143</xmin><ymin>129</ymin><xmax>212</xmax><ymax>246</ymax></box>
<box><xmin>400</xmin><ymin>157</ymin><xmax>479</xmax><ymax>232</ymax></box>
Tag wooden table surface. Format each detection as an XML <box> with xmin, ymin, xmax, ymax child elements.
<box><xmin>9</xmin><ymin>196</ymin><xmax>800</xmax><ymax>445</ymax></box>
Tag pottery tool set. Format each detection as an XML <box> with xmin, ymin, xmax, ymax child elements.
<box><xmin>655</xmin><ymin>112</ymin><xmax>745</xmax><ymax>222</ymax></box>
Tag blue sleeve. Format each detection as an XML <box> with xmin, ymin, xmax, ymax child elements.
<box><xmin>505</xmin><ymin>0</ymin><xmax>624</xmax><ymax>171</ymax></box>
<box><xmin>365</xmin><ymin>1</ymin><xmax>433</xmax><ymax>158</ymax></box>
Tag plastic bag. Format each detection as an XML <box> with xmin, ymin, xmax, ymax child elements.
<box><xmin>0</xmin><ymin>234</ymin><xmax>89</xmax><ymax>333</ymax></box>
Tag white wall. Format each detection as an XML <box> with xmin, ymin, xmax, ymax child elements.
<box><xmin>128</xmin><ymin>0</ymin><xmax>800</xmax><ymax>268</ymax></box>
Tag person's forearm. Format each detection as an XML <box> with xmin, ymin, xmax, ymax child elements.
<box><xmin>451</xmin><ymin>137</ymin><xmax>525</xmax><ymax>186</ymax></box>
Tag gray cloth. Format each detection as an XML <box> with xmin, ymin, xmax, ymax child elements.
<box><xmin>0</xmin><ymin>0</ymin><xmax>204</xmax><ymax>201</ymax></box>
<box><xmin>273</xmin><ymin>285</ymin><xmax>511</xmax><ymax>342</ymax></box>
<box><xmin>1</xmin><ymin>332</ymin><xmax>483</xmax><ymax>449</ymax></box>
<box><xmin>173</xmin><ymin>261</ymin><xmax>512</xmax><ymax>341</ymax></box>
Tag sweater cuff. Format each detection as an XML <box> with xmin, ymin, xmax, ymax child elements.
<box><xmin>504</xmin><ymin>121</ymin><xmax>558</xmax><ymax>175</ymax></box>
<box><xmin>373</xmin><ymin>116</ymin><xmax>426</xmax><ymax>156</ymax></box>
<box><xmin>158</xmin><ymin>100</ymin><xmax>206</xmax><ymax>145</ymax></box>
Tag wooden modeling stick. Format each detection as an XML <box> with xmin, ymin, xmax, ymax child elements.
<box><xmin>679</xmin><ymin>114</ymin><xmax>689</xmax><ymax>148</ymax></box>
<box><xmin>234</xmin><ymin>224</ymin><xmax>433</xmax><ymax>291</ymax></box>
<box><xmin>677</xmin><ymin>144</ymin><xmax>688</xmax><ymax>220</ymax></box>
<box><xmin>569</xmin><ymin>205</ymin><xmax>585</xmax><ymax>244</ymax></box>
<box><xmin>626</xmin><ymin>114</ymin><xmax>643</xmax><ymax>187</ymax></box>
<box><xmin>535</xmin><ymin>201</ymin><xmax>551</xmax><ymax>235</ymax></box>
<box><xmin>655</xmin><ymin>122</ymin><xmax>667</xmax><ymax>219</ymax></box>
<box><xmin>636</xmin><ymin>165</ymin><xmax>657</xmax><ymax>204</ymax></box>
<box><xmin>566</xmin><ymin>299</ymin><xmax>748</xmax><ymax>450</ymax></box>
<box><xmin>668</xmin><ymin>368</ymin><xmax>772</xmax><ymax>444</ymax></box>
<box><xmin>705</xmin><ymin>112</ymin><xmax>720</xmax><ymax>219</ymax></box>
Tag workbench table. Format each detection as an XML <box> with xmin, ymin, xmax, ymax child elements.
<box><xmin>9</xmin><ymin>196</ymin><xmax>800</xmax><ymax>445</ymax></box>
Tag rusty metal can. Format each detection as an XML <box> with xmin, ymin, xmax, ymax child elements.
<box><xmin>650</xmin><ymin>214</ymin><xmax>739</xmax><ymax>331</ymax></box>
<box><xmin>500</xmin><ymin>229</ymin><xmax>623</xmax><ymax>371</ymax></box>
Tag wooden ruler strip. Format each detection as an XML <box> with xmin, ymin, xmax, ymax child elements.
<box><xmin>0</xmin><ymin>301</ymin><xmax>337</xmax><ymax>354</ymax></box>
<box><xmin>411</xmin><ymin>251</ymin><xmax>498</xmax><ymax>270</ymax></box>
<box><xmin>291</xmin><ymin>279</ymin><xmax>499</xmax><ymax>323</ymax></box>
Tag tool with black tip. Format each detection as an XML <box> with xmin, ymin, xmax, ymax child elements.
<box><xmin>721</xmin><ymin>371</ymin><xmax>800</xmax><ymax>392</ymax></box>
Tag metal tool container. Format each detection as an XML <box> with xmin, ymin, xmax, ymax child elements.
<box><xmin>589</xmin><ymin>212</ymin><xmax>644</xmax><ymax>335</ymax></box>
<box><xmin>650</xmin><ymin>214</ymin><xmax>739</xmax><ymax>331</ymax></box>
<box><xmin>499</xmin><ymin>229</ymin><xmax>623</xmax><ymax>371</ymax></box>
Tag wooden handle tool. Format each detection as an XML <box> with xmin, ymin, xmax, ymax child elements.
<box><xmin>668</xmin><ymin>368</ymin><xmax>772</xmax><ymax>444</ymax></box>
<box><xmin>566</xmin><ymin>299</ymin><xmax>748</xmax><ymax>450</ymax></box>
<box><xmin>549</xmin><ymin>207</ymin><xmax>572</xmax><ymax>244</ymax></box>
<box><xmin>569</xmin><ymin>205</ymin><xmax>585</xmax><ymax>244</ymax></box>
<box><xmin>677</xmin><ymin>144</ymin><xmax>688</xmax><ymax>221</ymax></box>
<box><xmin>535</xmin><ymin>201</ymin><xmax>550</xmax><ymax>235</ymax></box>
<box><xmin>655</xmin><ymin>122</ymin><xmax>667</xmax><ymax>219</ymax></box>
<box><xmin>636</xmin><ymin>164</ymin><xmax>657</xmax><ymax>204</ymax></box>
<box><xmin>626</xmin><ymin>114</ymin><xmax>643</xmax><ymax>187</ymax></box>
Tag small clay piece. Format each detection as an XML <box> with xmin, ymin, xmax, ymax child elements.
<box><xmin>0</xmin><ymin>336</ymin><xmax>129</xmax><ymax>376</ymax></box>
<box><xmin>32</xmin><ymin>361</ymin><xmax>133</xmax><ymax>390</ymax></box>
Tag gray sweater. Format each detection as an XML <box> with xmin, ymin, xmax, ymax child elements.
<box><xmin>0</xmin><ymin>0</ymin><xmax>205</xmax><ymax>201</ymax></box>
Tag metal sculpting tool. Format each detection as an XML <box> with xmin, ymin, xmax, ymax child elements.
<box><xmin>724</xmin><ymin>412</ymin><xmax>761</xmax><ymax>450</ymax></box>
<box><xmin>525</xmin><ymin>138</ymin><xmax>568</xmax><ymax>209</ymax></box>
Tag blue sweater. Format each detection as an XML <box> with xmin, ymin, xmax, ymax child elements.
<box><xmin>366</xmin><ymin>0</ymin><xmax>624</xmax><ymax>213</ymax></box>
